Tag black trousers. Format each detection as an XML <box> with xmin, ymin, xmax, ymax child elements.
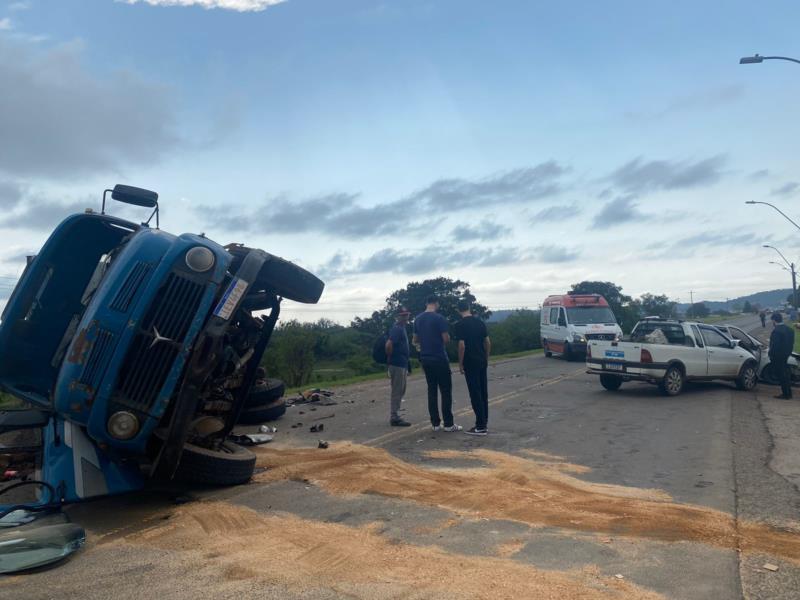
<box><xmin>421</xmin><ymin>359</ymin><xmax>453</xmax><ymax>427</ymax></box>
<box><xmin>773</xmin><ymin>355</ymin><xmax>793</xmax><ymax>397</ymax></box>
<box><xmin>463</xmin><ymin>364</ymin><xmax>488</xmax><ymax>430</ymax></box>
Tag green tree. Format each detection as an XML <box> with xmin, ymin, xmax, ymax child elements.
<box><xmin>636</xmin><ymin>293</ymin><xmax>677</xmax><ymax>319</ymax></box>
<box><xmin>686</xmin><ymin>302</ymin><xmax>710</xmax><ymax>318</ymax></box>
<box><xmin>743</xmin><ymin>300</ymin><xmax>753</xmax><ymax>313</ymax></box>
<box><xmin>487</xmin><ymin>310</ymin><xmax>541</xmax><ymax>355</ymax></box>
<box><xmin>352</xmin><ymin>277</ymin><xmax>490</xmax><ymax>334</ymax></box>
<box><xmin>262</xmin><ymin>320</ymin><xmax>317</xmax><ymax>387</ymax></box>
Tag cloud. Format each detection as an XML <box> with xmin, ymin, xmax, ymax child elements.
<box><xmin>0</xmin><ymin>197</ymin><xmax>94</xmax><ymax>230</ymax></box>
<box><xmin>771</xmin><ymin>182</ymin><xmax>799</xmax><ymax>197</ymax></box>
<box><xmin>591</xmin><ymin>195</ymin><xmax>651</xmax><ymax>229</ymax></box>
<box><xmin>748</xmin><ymin>169</ymin><xmax>770</xmax><ymax>180</ymax></box>
<box><xmin>0</xmin><ymin>38</ymin><xmax>178</xmax><ymax>179</ymax></box>
<box><xmin>201</xmin><ymin>161</ymin><xmax>567</xmax><ymax>239</ymax></box>
<box><xmin>531</xmin><ymin>203</ymin><xmax>581</xmax><ymax>223</ymax></box>
<box><xmin>8</xmin><ymin>2</ymin><xmax>31</xmax><ymax>10</ymax></box>
<box><xmin>0</xmin><ymin>180</ymin><xmax>22</xmax><ymax>208</ymax></box>
<box><xmin>628</xmin><ymin>84</ymin><xmax>745</xmax><ymax>120</ymax></box>
<box><xmin>0</xmin><ymin>18</ymin><xmax>12</xmax><ymax>30</ymax></box>
<box><xmin>118</xmin><ymin>0</ymin><xmax>285</xmax><ymax>11</ymax></box>
<box><xmin>645</xmin><ymin>229</ymin><xmax>759</xmax><ymax>259</ymax></box>
<box><xmin>451</xmin><ymin>220</ymin><xmax>511</xmax><ymax>241</ymax></box>
<box><xmin>607</xmin><ymin>155</ymin><xmax>726</xmax><ymax>194</ymax></box>
<box><xmin>320</xmin><ymin>243</ymin><xmax>579</xmax><ymax>277</ymax></box>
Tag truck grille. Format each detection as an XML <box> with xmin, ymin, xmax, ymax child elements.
<box><xmin>113</xmin><ymin>272</ymin><xmax>206</xmax><ymax>414</ymax></box>
<box><xmin>79</xmin><ymin>328</ymin><xmax>115</xmax><ymax>390</ymax></box>
<box><xmin>586</xmin><ymin>333</ymin><xmax>616</xmax><ymax>341</ymax></box>
<box><xmin>110</xmin><ymin>261</ymin><xmax>153</xmax><ymax>312</ymax></box>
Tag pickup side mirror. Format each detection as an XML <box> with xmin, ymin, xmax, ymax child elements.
<box><xmin>730</xmin><ymin>339</ymin><xmax>738</xmax><ymax>349</ymax></box>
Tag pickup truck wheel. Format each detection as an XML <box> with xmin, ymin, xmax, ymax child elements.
<box><xmin>659</xmin><ymin>365</ymin><xmax>685</xmax><ymax>396</ymax></box>
<box><xmin>736</xmin><ymin>363</ymin><xmax>758</xmax><ymax>391</ymax></box>
<box><xmin>175</xmin><ymin>441</ymin><xmax>256</xmax><ymax>486</ymax></box>
<box><xmin>237</xmin><ymin>398</ymin><xmax>287</xmax><ymax>424</ymax></box>
<box><xmin>244</xmin><ymin>378</ymin><xmax>285</xmax><ymax>408</ymax></box>
<box><xmin>599</xmin><ymin>374</ymin><xmax>623</xmax><ymax>391</ymax></box>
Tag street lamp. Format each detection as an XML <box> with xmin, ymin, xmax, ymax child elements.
<box><xmin>745</xmin><ymin>200</ymin><xmax>800</xmax><ymax>232</ymax></box>
<box><xmin>763</xmin><ymin>244</ymin><xmax>798</xmax><ymax>309</ymax></box>
<box><xmin>739</xmin><ymin>54</ymin><xmax>800</xmax><ymax>65</ymax></box>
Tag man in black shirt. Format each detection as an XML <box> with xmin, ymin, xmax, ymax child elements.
<box><xmin>769</xmin><ymin>312</ymin><xmax>795</xmax><ymax>399</ymax></box>
<box><xmin>454</xmin><ymin>299</ymin><xmax>491</xmax><ymax>435</ymax></box>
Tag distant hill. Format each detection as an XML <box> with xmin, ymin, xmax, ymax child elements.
<box><xmin>677</xmin><ymin>288</ymin><xmax>793</xmax><ymax>312</ymax></box>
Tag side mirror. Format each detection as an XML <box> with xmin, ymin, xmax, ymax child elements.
<box><xmin>111</xmin><ymin>184</ymin><xmax>158</xmax><ymax>208</ymax></box>
<box><xmin>730</xmin><ymin>339</ymin><xmax>738</xmax><ymax>349</ymax></box>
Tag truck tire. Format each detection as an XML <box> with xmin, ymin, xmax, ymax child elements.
<box><xmin>659</xmin><ymin>365</ymin><xmax>685</xmax><ymax>396</ymax></box>
<box><xmin>599</xmin><ymin>374</ymin><xmax>623</xmax><ymax>391</ymax></box>
<box><xmin>226</xmin><ymin>244</ymin><xmax>324</xmax><ymax>305</ymax></box>
<box><xmin>175</xmin><ymin>441</ymin><xmax>256</xmax><ymax>486</ymax></box>
<box><xmin>237</xmin><ymin>398</ymin><xmax>287</xmax><ymax>424</ymax></box>
<box><xmin>244</xmin><ymin>378</ymin><xmax>285</xmax><ymax>408</ymax></box>
<box><xmin>736</xmin><ymin>362</ymin><xmax>758</xmax><ymax>391</ymax></box>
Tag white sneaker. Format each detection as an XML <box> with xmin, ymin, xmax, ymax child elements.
<box><xmin>432</xmin><ymin>425</ymin><xmax>442</xmax><ymax>431</ymax></box>
<box><xmin>443</xmin><ymin>424</ymin><xmax>463</xmax><ymax>432</ymax></box>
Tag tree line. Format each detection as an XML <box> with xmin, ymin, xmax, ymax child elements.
<box><xmin>261</xmin><ymin>277</ymin><xmax>717</xmax><ymax>387</ymax></box>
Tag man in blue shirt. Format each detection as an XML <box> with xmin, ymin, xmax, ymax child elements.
<box><xmin>385</xmin><ymin>306</ymin><xmax>412</xmax><ymax>427</ymax></box>
<box><xmin>413</xmin><ymin>295</ymin><xmax>462</xmax><ymax>431</ymax></box>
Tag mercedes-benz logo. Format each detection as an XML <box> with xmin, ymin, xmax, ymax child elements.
<box><xmin>149</xmin><ymin>326</ymin><xmax>174</xmax><ymax>348</ymax></box>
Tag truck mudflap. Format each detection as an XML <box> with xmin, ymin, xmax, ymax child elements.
<box><xmin>149</xmin><ymin>249</ymin><xmax>281</xmax><ymax>481</ymax></box>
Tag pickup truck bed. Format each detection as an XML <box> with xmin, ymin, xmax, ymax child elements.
<box><xmin>586</xmin><ymin>319</ymin><xmax>760</xmax><ymax>396</ymax></box>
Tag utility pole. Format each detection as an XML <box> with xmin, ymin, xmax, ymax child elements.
<box><xmin>689</xmin><ymin>291</ymin><xmax>694</xmax><ymax>306</ymax></box>
<box><xmin>792</xmin><ymin>263</ymin><xmax>798</xmax><ymax>311</ymax></box>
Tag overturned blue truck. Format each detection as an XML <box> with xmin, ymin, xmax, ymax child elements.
<box><xmin>0</xmin><ymin>185</ymin><xmax>324</xmax><ymax>511</ymax></box>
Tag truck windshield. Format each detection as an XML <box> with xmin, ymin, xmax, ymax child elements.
<box><xmin>566</xmin><ymin>307</ymin><xmax>616</xmax><ymax>325</ymax></box>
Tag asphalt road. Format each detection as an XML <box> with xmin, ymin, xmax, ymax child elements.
<box><xmin>6</xmin><ymin>314</ymin><xmax>800</xmax><ymax>599</ymax></box>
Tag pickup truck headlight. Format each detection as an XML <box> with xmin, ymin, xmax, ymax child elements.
<box><xmin>108</xmin><ymin>411</ymin><xmax>140</xmax><ymax>440</ymax></box>
<box><xmin>572</xmin><ymin>333</ymin><xmax>585</xmax><ymax>342</ymax></box>
<box><xmin>185</xmin><ymin>246</ymin><xmax>215</xmax><ymax>272</ymax></box>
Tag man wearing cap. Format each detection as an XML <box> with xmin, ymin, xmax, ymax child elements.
<box><xmin>769</xmin><ymin>312</ymin><xmax>795</xmax><ymax>399</ymax></box>
<box><xmin>385</xmin><ymin>306</ymin><xmax>412</xmax><ymax>426</ymax></box>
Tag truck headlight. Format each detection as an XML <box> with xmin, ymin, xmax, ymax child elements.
<box><xmin>572</xmin><ymin>333</ymin><xmax>585</xmax><ymax>342</ymax></box>
<box><xmin>185</xmin><ymin>247</ymin><xmax>215</xmax><ymax>272</ymax></box>
<box><xmin>108</xmin><ymin>411</ymin><xmax>140</xmax><ymax>440</ymax></box>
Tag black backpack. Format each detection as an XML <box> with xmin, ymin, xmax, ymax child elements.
<box><xmin>372</xmin><ymin>330</ymin><xmax>390</xmax><ymax>364</ymax></box>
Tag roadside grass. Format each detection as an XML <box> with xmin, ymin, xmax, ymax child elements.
<box><xmin>698</xmin><ymin>314</ymin><xmax>741</xmax><ymax>324</ymax></box>
<box><xmin>289</xmin><ymin>349</ymin><xmax>543</xmax><ymax>393</ymax></box>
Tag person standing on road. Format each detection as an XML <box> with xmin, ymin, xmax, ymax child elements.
<box><xmin>769</xmin><ymin>312</ymin><xmax>795</xmax><ymax>399</ymax></box>
<box><xmin>760</xmin><ymin>310</ymin><xmax>767</xmax><ymax>328</ymax></box>
<box><xmin>385</xmin><ymin>306</ymin><xmax>412</xmax><ymax>427</ymax></box>
<box><xmin>413</xmin><ymin>295</ymin><xmax>462</xmax><ymax>432</ymax></box>
<box><xmin>455</xmin><ymin>299</ymin><xmax>491</xmax><ymax>436</ymax></box>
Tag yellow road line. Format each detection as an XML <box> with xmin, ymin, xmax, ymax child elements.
<box><xmin>365</xmin><ymin>367</ymin><xmax>584</xmax><ymax>447</ymax></box>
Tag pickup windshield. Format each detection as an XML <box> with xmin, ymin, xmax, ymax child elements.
<box><xmin>566</xmin><ymin>306</ymin><xmax>616</xmax><ymax>325</ymax></box>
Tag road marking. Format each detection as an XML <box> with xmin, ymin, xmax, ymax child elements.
<box><xmin>365</xmin><ymin>367</ymin><xmax>584</xmax><ymax>447</ymax></box>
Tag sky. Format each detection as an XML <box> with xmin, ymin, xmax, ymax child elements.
<box><xmin>1</xmin><ymin>0</ymin><xmax>800</xmax><ymax>322</ymax></box>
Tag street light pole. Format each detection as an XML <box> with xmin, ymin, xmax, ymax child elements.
<box><xmin>740</xmin><ymin>54</ymin><xmax>800</xmax><ymax>65</ymax></box>
<box><xmin>764</xmin><ymin>245</ymin><xmax>798</xmax><ymax>309</ymax></box>
<box><xmin>745</xmin><ymin>201</ymin><xmax>800</xmax><ymax>232</ymax></box>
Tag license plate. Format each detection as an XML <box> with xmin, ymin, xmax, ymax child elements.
<box><xmin>604</xmin><ymin>362</ymin><xmax>625</xmax><ymax>372</ymax></box>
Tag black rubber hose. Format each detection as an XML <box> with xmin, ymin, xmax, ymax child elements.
<box><xmin>0</xmin><ymin>480</ymin><xmax>60</xmax><ymax>520</ymax></box>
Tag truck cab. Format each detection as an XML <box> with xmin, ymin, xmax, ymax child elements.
<box><xmin>0</xmin><ymin>185</ymin><xmax>324</xmax><ymax>505</ymax></box>
<box><xmin>541</xmin><ymin>293</ymin><xmax>622</xmax><ymax>359</ymax></box>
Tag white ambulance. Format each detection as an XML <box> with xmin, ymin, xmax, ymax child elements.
<box><xmin>540</xmin><ymin>293</ymin><xmax>623</xmax><ymax>359</ymax></box>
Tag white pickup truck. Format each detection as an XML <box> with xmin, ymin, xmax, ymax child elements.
<box><xmin>586</xmin><ymin>318</ymin><xmax>760</xmax><ymax>396</ymax></box>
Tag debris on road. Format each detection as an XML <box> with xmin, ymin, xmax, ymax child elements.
<box><xmin>763</xmin><ymin>563</ymin><xmax>779</xmax><ymax>572</ymax></box>
<box><xmin>318</xmin><ymin>440</ymin><xmax>329</xmax><ymax>449</ymax></box>
<box><xmin>310</xmin><ymin>424</ymin><xmax>324</xmax><ymax>433</ymax></box>
<box><xmin>228</xmin><ymin>433</ymin><xmax>274</xmax><ymax>446</ymax></box>
<box><xmin>258</xmin><ymin>425</ymin><xmax>277</xmax><ymax>434</ymax></box>
<box><xmin>614</xmin><ymin>574</ymin><xmax>625</xmax><ymax>580</ymax></box>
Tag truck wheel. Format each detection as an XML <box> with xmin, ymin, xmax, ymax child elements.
<box><xmin>600</xmin><ymin>374</ymin><xmax>623</xmax><ymax>391</ymax></box>
<box><xmin>736</xmin><ymin>362</ymin><xmax>758</xmax><ymax>391</ymax></box>
<box><xmin>544</xmin><ymin>340</ymin><xmax>552</xmax><ymax>358</ymax></box>
<box><xmin>237</xmin><ymin>398</ymin><xmax>287</xmax><ymax>424</ymax></box>
<box><xmin>175</xmin><ymin>441</ymin><xmax>256</xmax><ymax>486</ymax></box>
<box><xmin>244</xmin><ymin>378</ymin><xmax>285</xmax><ymax>408</ymax></box>
<box><xmin>659</xmin><ymin>365</ymin><xmax>684</xmax><ymax>396</ymax></box>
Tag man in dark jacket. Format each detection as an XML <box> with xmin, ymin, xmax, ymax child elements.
<box><xmin>769</xmin><ymin>312</ymin><xmax>795</xmax><ymax>399</ymax></box>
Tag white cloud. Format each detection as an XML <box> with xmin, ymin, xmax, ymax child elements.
<box><xmin>0</xmin><ymin>18</ymin><xmax>12</xmax><ymax>30</ymax></box>
<box><xmin>119</xmin><ymin>0</ymin><xmax>286</xmax><ymax>11</ymax></box>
